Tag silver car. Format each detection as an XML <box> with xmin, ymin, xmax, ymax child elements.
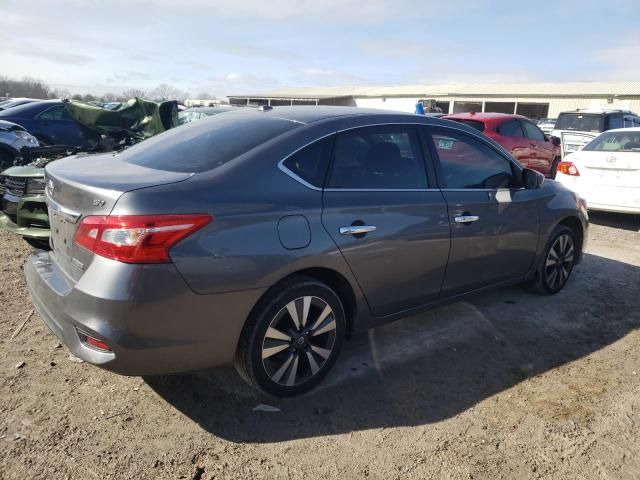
<box><xmin>25</xmin><ymin>107</ymin><xmax>588</xmax><ymax>396</ymax></box>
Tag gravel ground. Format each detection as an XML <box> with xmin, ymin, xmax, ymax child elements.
<box><xmin>1</xmin><ymin>212</ymin><xmax>639</xmax><ymax>480</ymax></box>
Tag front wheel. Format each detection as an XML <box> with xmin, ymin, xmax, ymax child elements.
<box><xmin>526</xmin><ymin>225</ymin><xmax>576</xmax><ymax>295</ymax></box>
<box><xmin>235</xmin><ymin>277</ymin><xmax>346</xmax><ymax>397</ymax></box>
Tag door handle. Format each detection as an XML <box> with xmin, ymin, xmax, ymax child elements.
<box><xmin>454</xmin><ymin>215</ymin><xmax>479</xmax><ymax>224</ymax></box>
<box><xmin>339</xmin><ymin>225</ymin><xmax>376</xmax><ymax>235</ymax></box>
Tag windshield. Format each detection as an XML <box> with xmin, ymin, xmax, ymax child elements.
<box><xmin>583</xmin><ymin>131</ymin><xmax>640</xmax><ymax>152</ymax></box>
<box><xmin>122</xmin><ymin>111</ymin><xmax>301</xmax><ymax>172</ymax></box>
<box><xmin>555</xmin><ymin>113</ymin><xmax>605</xmax><ymax>133</ymax></box>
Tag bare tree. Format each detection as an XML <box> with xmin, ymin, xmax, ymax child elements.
<box><xmin>82</xmin><ymin>93</ymin><xmax>96</xmax><ymax>102</ymax></box>
<box><xmin>0</xmin><ymin>76</ymin><xmax>52</xmax><ymax>99</ymax></box>
<box><xmin>150</xmin><ymin>83</ymin><xmax>188</xmax><ymax>102</ymax></box>
<box><xmin>121</xmin><ymin>88</ymin><xmax>147</xmax><ymax>100</ymax></box>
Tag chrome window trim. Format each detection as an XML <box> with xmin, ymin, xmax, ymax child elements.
<box><xmin>277</xmin><ymin>120</ymin><xmax>518</xmax><ymax>192</ymax></box>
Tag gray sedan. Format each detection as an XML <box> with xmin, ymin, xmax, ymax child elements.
<box><xmin>25</xmin><ymin>107</ymin><xmax>588</xmax><ymax>396</ymax></box>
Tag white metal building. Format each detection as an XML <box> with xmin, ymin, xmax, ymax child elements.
<box><xmin>228</xmin><ymin>81</ymin><xmax>640</xmax><ymax>119</ymax></box>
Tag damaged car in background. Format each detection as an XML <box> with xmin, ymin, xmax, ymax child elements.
<box><xmin>0</xmin><ymin>97</ymin><xmax>178</xmax><ymax>247</ymax></box>
<box><xmin>0</xmin><ymin>119</ymin><xmax>39</xmax><ymax>169</ymax></box>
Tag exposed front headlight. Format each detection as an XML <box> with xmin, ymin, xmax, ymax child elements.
<box><xmin>26</xmin><ymin>177</ymin><xmax>46</xmax><ymax>195</ymax></box>
<box><xmin>14</xmin><ymin>130</ymin><xmax>38</xmax><ymax>145</ymax></box>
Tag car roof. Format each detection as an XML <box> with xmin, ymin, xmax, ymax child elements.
<box><xmin>184</xmin><ymin>106</ymin><xmax>234</xmax><ymax>113</ymax></box>
<box><xmin>0</xmin><ymin>99</ymin><xmax>62</xmax><ymax>117</ymax></box>
<box><xmin>443</xmin><ymin>112</ymin><xmax>528</xmax><ymax>122</ymax></box>
<box><xmin>560</xmin><ymin>109</ymin><xmax>637</xmax><ymax>115</ymax></box>
<box><xmin>602</xmin><ymin>127</ymin><xmax>640</xmax><ymax>133</ymax></box>
<box><xmin>216</xmin><ymin>105</ymin><xmax>429</xmax><ymax>125</ymax></box>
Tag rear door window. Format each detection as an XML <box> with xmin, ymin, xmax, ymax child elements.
<box><xmin>37</xmin><ymin>106</ymin><xmax>71</xmax><ymax>120</ymax></box>
<box><xmin>496</xmin><ymin>120</ymin><xmax>524</xmax><ymax>137</ymax></box>
<box><xmin>430</xmin><ymin>129</ymin><xmax>516</xmax><ymax>189</ymax></box>
<box><xmin>327</xmin><ymin>126</ymin><xmax>428</xmax><ymax>189</ymax></box>
<box><xmin>521</xmin><ymin>121</ymin><xmax>545</xmax><ymax>141</ymax></box>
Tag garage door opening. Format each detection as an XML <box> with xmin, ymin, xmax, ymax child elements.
<box><xmin>453</xmin><ymin>101</ymin><xmax>482</xmax><ymax>113</ymax></box>
<box><xmin>516</xmin><ymin>103</ymin><xmax>549</xmax><ymax>121</ymax></box>
<box><xmin>485</xmin><ymin>102</ymin><xmax>516</xmax><ymax>114</ymax></box>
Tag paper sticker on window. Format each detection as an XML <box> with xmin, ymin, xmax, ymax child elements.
<box><xmin>438</xmin><ymin>139</ymin><xmax>454</xmax><ymax>150</ymax></box>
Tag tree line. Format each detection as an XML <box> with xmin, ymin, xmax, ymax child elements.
<box><xmin>1</xmin><ymin>76</ymin><xmax>215</xmax><ymax>103</ymax></box>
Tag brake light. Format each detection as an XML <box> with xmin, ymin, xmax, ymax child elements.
<box><xmin>74</xmin><ymin>214</ymin><xmax>212</xmax><ymax>263</ymax></box>
<box><xmin>556</xmin><ymin>161</ymin><xmax>580</xmax><ymax>177</ymax></box>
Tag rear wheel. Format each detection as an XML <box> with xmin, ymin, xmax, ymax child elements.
<box><xmin>527</xmin><ymin>225</ymin><xmax>576</xmax><ymax>295</ymax></box>
<box><xmin>236</xmin><ymin>277</ymin><xmax>345</xmax><ymax>397</ymax></box>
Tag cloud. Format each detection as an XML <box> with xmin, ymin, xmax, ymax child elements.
<box><xmin>592</xmin><ymin>31</ymin><xmax>640</xmax><ymax>79</ymax></box>
<box><xmin>2</xmin><ymin>41</ymin><xmax>92</xmax><ymax>65</ymax></box>
<box><xmin>357</xmin><ymin>39</ymin><xmax>432</xmax><ymax>58</ymax></box>
<box><xmin>112</xmin><ymin>71</ymin><xmax>153</xmax><ymax>81</ymax></box>
<box><xmin>212</xmin><ymin>43</ymin><xmax>299</xmax><ymax>61</ymax></box>
<box><xmin>295</xmin><ymin>66</ymin><xmax>365</xmax><ymax>85</ymax></box>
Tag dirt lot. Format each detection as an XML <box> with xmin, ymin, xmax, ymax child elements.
<box><xmin>1</xmin><ymin>212</ymin><xmax>639</xmax><ymax>480</ymax></box>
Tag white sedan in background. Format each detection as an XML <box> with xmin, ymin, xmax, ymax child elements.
<box><xmin>555</xmin><ymin>128</ymin><xmax>640</xmax><ymax>214</ymax></box>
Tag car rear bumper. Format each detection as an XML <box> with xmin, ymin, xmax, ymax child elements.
<box><xmin>556</xmin><ymin>178</ymin><xmax>640</xmax><ymax>215</ymax></box>
<box><xmin>25</xmin><ymin>250</ymin><xmax>266</xmax><ymax>375</ymax></box>
<box><xmin>0</xmin><ymin>193</ymin><xmax>50</xmax><ymax>239</ymax></box>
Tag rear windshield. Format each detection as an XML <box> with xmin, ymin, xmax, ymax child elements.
<box><xmin>449</xmin><ymin>119</ymin><xmax>485</xmax><ymax>132</ymax></box>
<box><xmin>121</xmin><ymin>112</ymin><xmax>301</xmax><ymax>172</ymax></box>
<box><xmin>555</xmin><ymin>113</ymin><xmax>605</xmax><ymax>133</ymax></box>
<box><xmin>583</xmin><ymin>131</ymin><xmax>640</xmax><ymax>152</ymax></box>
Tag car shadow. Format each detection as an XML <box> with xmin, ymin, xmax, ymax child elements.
<box><xmin>589</xmin><ymin>211</ymin><xmax>639</xmax><ymax>231</ymax></box>
<box><xmin>145</xmin><ymin>253</ymin><xmax>639</xmax><ymax>443</ymax></box>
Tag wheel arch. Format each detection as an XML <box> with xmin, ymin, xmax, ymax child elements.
<box><xmin>245</xmin><ymin>267</ymin><xmax>359</xmax><ymax>338</ymax></box>
<box><xmin>557</xmin><ymin>215</ymin><xmax>584</xmax><ymax>263</ymax></box>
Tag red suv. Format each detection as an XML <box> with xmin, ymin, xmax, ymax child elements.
<box><xmin>443</xmin><ymin>112</ymin><xmax>561</xmax><ymax>177</ymax></box>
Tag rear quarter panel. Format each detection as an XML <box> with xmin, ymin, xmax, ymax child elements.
<box><xmin>111</xmin><ymin>120</ymin><xmax>372</xmax><ymax>324</ymax></box>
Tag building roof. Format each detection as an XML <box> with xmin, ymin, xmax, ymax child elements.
<box><xmin>229</xmin><ymin>81</ymin><xmax>640</xmax><ymax>99</ymax></box>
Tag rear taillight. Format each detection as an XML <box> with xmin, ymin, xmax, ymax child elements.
<box><xmin>556</xmin><ymin>161</ymin><xmax>580</xmax><ymax>177</ymax></box>
<box><xmin>74</xmin><ymin>214</ymin><xmax>212</xmax><ymax>264</ymax></box>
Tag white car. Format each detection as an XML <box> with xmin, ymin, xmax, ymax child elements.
<box><xmin>555</xmin><ymin>128</ymin><xmax>640</xmax><ymax>214</ymax></box>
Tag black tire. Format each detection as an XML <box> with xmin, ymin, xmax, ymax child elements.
<box><xmin>526</xmin><ymin>225</ymin><xmax>576</xmax><ymax>295</ymax></box>
<box><xmin>24</xmin><ymin>237</ymin><xmax>51</xmax><ymax>250</ymax></box>
<box><xmin>235</xmin><ymin>276</ymin><xmax>346</xmax><ymax>397</ymax></box>
<box><xmin>549</xmin><ymin>156</ymin><xmax>561</xmax><ymax>179</ymax></box>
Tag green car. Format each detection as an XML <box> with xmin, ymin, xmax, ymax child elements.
<box><xmin>0</xmin><ymin>165</ymin><xmax>49</xmax><ymax>247</ymax></box>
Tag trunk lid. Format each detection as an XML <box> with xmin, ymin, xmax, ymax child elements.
<box><xmin>569</xmin><ymin>151</ymin><xmax>640</xmax><ymax>187</ymax></box>
<box><xmin>45</xmin><ymin>152</ymin><xmax>192</xmax><ymax>281</ymax></box>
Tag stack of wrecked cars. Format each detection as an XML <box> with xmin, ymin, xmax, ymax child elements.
<box><xmin>0</xmin><ymin>98</ymin><xmax>178</xmax><ymax>247</ymax></box>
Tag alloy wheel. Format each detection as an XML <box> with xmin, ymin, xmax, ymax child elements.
<box><xmin>261</xmin><ymin>296</ymin><xmax>337</xmax><ymax>386</ymax></box>
<box><xmin>544</xmin><ymin>233</ymin><xmax>574</xmax><ymax>290</ymax></box>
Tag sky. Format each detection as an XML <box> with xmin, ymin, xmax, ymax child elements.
<box><xmin>1</xmin><ymin>0</ymin><xmax>639</xmax><ymax>97</ymax></box>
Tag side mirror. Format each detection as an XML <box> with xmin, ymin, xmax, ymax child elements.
<box><xmin>522</xmin><ymin>168</ymin><xmax>544</xmax><ymax>189</ymax></box>
<box><xmin>549</xmin><ymin>135</ymin><xmax>561</xmax><ymax>146</ymax></box>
